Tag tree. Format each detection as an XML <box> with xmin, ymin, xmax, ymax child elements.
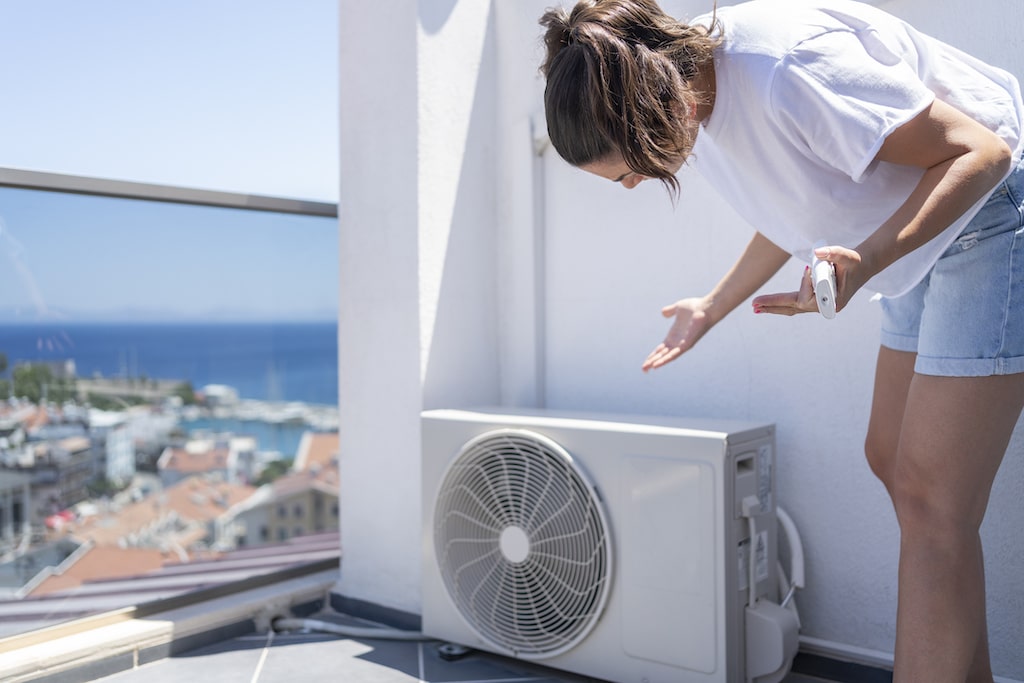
<box><xmin>13</xmin><ymin>364</ymin><xmax>50</xmax><ymax>403</ymax></box>
<box><xmin>0</xmin><ymin>353</ymin><xmax>9</xmax><ymax>399</ymax></box>
<box><xmin>12</xmin><ymin>364</ymin><xmax>77</xmax><ymax>404</ymax></box>
<box><xmin>172</xmin><ymin>382</ymin><xmax>197</xmax><ymax>405</ymax></box>
<box><xmin>255</xmin><ymin>459</ymin><xmax>293</xmax><ymax>486</ymax></box>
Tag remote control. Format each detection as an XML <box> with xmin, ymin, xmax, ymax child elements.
<box><xmin>812</xmin><ymin>247</ymin><xmax>837</xmax><ymax>320</ymax></box>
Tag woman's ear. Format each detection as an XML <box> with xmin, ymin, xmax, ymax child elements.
<box><xmin>669</xmin><ymin>96</ymin><xmax>698</xmax><ymax>121</ymax></box>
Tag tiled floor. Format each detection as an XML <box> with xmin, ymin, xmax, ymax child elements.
<box><xmin>92</xmin><ymin>611</ymin><xmax>881</xmax><ymax>683</ymax></box>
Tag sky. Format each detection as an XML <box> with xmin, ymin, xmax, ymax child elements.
<box><xmin>0</xmin><ymin>2</ymin><xmax>339</xmax><ymax>322</ymax></box>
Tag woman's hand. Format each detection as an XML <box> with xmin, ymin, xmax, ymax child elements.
<box><xmin>642</xmin><ymin>297</ymin><xmax>714</xmax><ymax>371</ymax></box>
<box><xmin>752</xmin><ymin>245</ymin><xmax>866</xmax><ymax>316</ymax></box>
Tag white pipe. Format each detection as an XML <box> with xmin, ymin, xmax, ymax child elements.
<box><xmin>273</xmin><ymin>617</ymin><xmax>429</xmax><ymax>641</ymax></box>
<box><xmin>776</xmin><ymin>505</ymin><xmax>804</xmax><ymax>589</ymax></box>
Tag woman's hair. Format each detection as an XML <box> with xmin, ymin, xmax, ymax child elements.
<box><xmin>539</xmin><ymin>0</ymin><xmax>720</xmax><ymax>195</ymax></box>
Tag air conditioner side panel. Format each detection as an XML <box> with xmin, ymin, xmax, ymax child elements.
<box><xmin>618</xmin><ymin>453</ymin><xmax>718</xmax><ymax>672</ymax></box>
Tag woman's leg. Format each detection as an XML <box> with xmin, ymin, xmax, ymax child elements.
<box><xmin>890</xmin><ymin>372</ymin><xmax>1024</xmax><ymax>683</ymax></box>
<box><xmin>864</xmin><ymin>346</ymin><xmax>916</xmax><ymax>496</ymax></box>
<box><xmin>864</xmin><ymin>347</ymin><xmax>1016</xmax><ymax>681</ymax></box>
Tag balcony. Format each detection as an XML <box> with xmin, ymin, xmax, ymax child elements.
<box><xmin>1</xmin><ymin>567</ymin><xmax>890</xmax><ymax>683</ymax></box>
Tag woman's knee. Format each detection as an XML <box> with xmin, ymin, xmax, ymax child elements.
<box><xmin>891</xmin><ymin>461</ymin><xmax>984</xmax><ymax>541</ymax></box>
<box><xmin>863</xmin><ymin>428</ymin><xmax>896</xmax><ymax>491</ymax></box>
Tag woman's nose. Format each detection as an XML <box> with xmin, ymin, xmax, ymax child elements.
<box><xmin>621</xmin><ymin>173</ymin><xmax>646</xmax><ymax>189</ymax></box>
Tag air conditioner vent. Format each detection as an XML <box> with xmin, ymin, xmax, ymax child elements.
<box><xmin>433</xmin><ymin>428</ymin><xmax>612</xmax><ymax>659</ymax></box>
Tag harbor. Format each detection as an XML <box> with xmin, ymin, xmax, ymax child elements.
<box><xmin>75</xmin><ymin>376</ymin><xmax>339</xmax><ymax>433</ymax></box>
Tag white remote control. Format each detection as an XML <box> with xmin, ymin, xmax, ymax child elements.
<box><xmin>812</xmin><ymin>246</ymin><xmax>837</xmax><ymax>320</ymax></box>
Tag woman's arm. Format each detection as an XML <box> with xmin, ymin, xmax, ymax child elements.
<box><xmin>705</xmin><ymin>231</ymin><xmax>793</xmax><ymax>324</ymax></box>
<box><xmin>850</xmin><ymin>98</ymin><xmax>1012</xmax><ymax>292</ymax></box>
<box><xmin>754</xmin><ymin>98</ymin><xmax>1012</xmax><ymax>316</ymax></box>
<box><xmin>643</xmin><ymin>231</ymin><xmax>789</xmax><ymax>370</ymax></box>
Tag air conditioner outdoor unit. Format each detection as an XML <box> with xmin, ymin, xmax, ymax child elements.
<box><xmin>421</xmin><ymin>407</ymin><xmax>799</xmax><ymax>683</ymax></box>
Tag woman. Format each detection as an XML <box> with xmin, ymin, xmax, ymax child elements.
<box><xmin>539</xmin><ymin>1</ymin><xmax>1024</xmax><ymax>681</ymax></box>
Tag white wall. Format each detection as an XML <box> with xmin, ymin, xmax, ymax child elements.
<box><xmin>336</xmin><ymin>0</ymin><xmax>499</xmax><ymax>614</ymax></box>
<box><xmin>338</xmin><ymin>0</ymin><xmax>1024</xmax><ymax>678</ymax></box>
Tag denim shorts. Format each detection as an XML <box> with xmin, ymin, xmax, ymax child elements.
<box><xmin>879</xmin><ymin>156</ymin><xmax>1024</xmax><ymax>377</ymax></box>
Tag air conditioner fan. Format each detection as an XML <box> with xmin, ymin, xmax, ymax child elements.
<box><xmin>432</xmin><ymin>428</ymin><xmax>612</xmax><ymax>659</ymax></box>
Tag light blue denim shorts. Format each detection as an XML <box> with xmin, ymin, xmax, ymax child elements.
<box><xmin>880</xmin><ymin>156</ymin><xmax>1024</xmax><ymax>377</ymax></box>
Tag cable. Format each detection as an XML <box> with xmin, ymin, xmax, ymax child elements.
<box><xmin>741</xmin><ymin>499</ymin><xmax>806</xmax><ymax>617</ymax></box>
<box><xmin>272</xmin><ymin>617</ymin><xmax>430</xmax><ymax>641</ymax></box>
<box><xmin>774</xmin><ymin>505</ymin><xmax>805</xmax><ymax>608</ymax></box>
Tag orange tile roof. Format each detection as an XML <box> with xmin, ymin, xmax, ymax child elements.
<box><xmin>294</xmin><ymin>431</ymin><xmax>339</xmax><ymax>472</ymax></box>
<box><xmin>160</xmin><ymin>446</ymin><xmax>230</xmax><ymax>473</ymax></box>
<box><xmin>69</xmin><ymin>476</ymin><xmax>256</xmax><ymax>546</ymax></box>
<box><xmin>164</xmin><ymin>476</ymin><xmax>256</xmax><ymax>522</ymax></box>
<box><xmin>27</xmin><ymin>546</ymin><xmax>167</xmax><ymax>597</ymax></box>
<box><xmin>271</xmin><ymin>468</ymin><xmax>338</xmax><ymax>499</ymax></box>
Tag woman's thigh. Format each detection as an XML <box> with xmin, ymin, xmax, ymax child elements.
<box><xmin>893</xmin><ymin>372</ymin><xmax>1024</xmax><ymax>529</ymax></box>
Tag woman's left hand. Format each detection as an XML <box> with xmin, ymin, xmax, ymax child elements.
<box><xmin>751</xmin><ymin>245</ymin><xmax>865</xmax><ymax>316</ymax></box>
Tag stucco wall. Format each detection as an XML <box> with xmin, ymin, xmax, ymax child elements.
<box><xmin>338</xmin><ymin>0</ymin><xmax>1024</xmax><ymax>678</ymax></box>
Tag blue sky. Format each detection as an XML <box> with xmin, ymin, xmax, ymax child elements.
<box><xmin>0</xmin><ymin>2</ymin><xmax>339</xmax><ymax>322</ymax></box>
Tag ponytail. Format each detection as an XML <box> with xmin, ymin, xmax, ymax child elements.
<box><xmin>539</xmin><ymin>0</ymin><xmax>720</xmax><ymax>196</ymax></box>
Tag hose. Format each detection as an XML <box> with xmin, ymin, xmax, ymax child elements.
<box><xmin>272</xmin><ymin>617</ymin><xmax>430</xmax><ymax>641</ymax></box>
<box><xmin>775</xmin><ymin>505</ymin><xmax>805</xmax><ymax>595</ymax></box>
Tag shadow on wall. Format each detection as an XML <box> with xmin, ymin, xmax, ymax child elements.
<box><xmin>422</xmin><ymin>7</ymin><xmax>502</xmax><ymax>410</ymax></box>
<box><xmin>420</xmin><ymin>0</ymin><xmax>460</xmax><ymax>35</ymax></box>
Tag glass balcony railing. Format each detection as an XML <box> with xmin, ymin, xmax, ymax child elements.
<box><xmin>0</xmin><ymin>172</ymin><xmax>340</xmax><ymax>641</ymax></box>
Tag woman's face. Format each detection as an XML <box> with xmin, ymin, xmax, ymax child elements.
<box><xmin>580</xmin><ymin>153</ymin><xmax>684</xmax><ymax>189</ymax></box>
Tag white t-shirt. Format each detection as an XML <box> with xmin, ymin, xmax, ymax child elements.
<box><xmin>690</xmin><ymin>0</ymin><xmax>1024</xmax><ymax>297</ymax></box>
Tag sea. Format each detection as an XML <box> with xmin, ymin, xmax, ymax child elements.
<box><xmin>0</xmin><ymin>321</ymin><xmax>339</xmax><ymax>455</ymax></box>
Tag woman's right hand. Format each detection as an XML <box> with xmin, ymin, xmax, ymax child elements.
<box><xmin>642</xmin><ymin>297</ymin><xmax>713</xmax><ymax>372</ymax></box>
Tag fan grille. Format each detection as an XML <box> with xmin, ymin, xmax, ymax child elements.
<box><xmin>433</xmin><ymin>428</ymin><xmax>612</xmax><ymax>659</ymax></box>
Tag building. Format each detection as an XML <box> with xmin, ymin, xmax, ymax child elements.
<box><xmin>156</xmin><ymin>440</ymin><xmax>230</xmax><ymax>488</ymax></box>
<box><xmin>3</xmin><ymin>437</ymin><xmax>96</xmax><ymax>527</ymax></box>
<box><xmin>293</xmin><ymin>431</ymin><xmax>339</xmax><ymax>473</ymax></box>
<box><xmin>216</xmin><ymin>432</ymin><xmax>339</xmax><ymax>549</ymax></box>
<box><xmin>1</xmin><ymin>402</ymin><xmax>102</xmax><ymax>532</ymax></box>
<box><xmin>156</xmin><ymin>435</ymin><xmax>261</xmax><ymax>487</ymax></box>
<box><xmin>88</xmin><ymin>409</ymin><xmax>136</xmax><ymax>485</ymax></box>
<box><xmin>199</xmin><ymin>384</ymin><xmax>239</xmax><ymax>408</ymax></box>
<box><xmin>69</xmin><ymin>474</ymin><xmax>255</xmax><ymax>553</ymax></box>
<box><xmin>0</xmin><ymin>470</ymin><xmax>32</xmax><ymax>551</ymax></box>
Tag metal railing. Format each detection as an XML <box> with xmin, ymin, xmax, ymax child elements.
<box><xmin>0</xmin><ymin>167</ymin><xmax>337</xmax><ymax>217</ymax></box>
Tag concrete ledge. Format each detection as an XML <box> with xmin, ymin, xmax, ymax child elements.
<box><xmin>329</xmin><ymin>592</ymin><xmax>422</xmax><ymax>632</ymax></box>
<box><xmin>0</xmin><ymin>569</ymin><xmax>337</xmax><ymax>683</ymax></box>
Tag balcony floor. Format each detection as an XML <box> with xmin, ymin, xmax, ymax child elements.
<box><xmin>91</xmin><ymin>611</ymin><xmax>890</xmax><ymax>683</ymax></box>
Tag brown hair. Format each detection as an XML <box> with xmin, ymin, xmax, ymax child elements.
<box><xmin>539</xmin><ymin>0</ymin><xmax>720</xmax><ymax>195</ymax></box>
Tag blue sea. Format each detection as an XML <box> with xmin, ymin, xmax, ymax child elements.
<box><xmin>0</xmin><ymin>321</ymin><xmax>339</xmax><ymax>406</ymax></box>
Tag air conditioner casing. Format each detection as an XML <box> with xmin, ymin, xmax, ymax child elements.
<box><xmin>422</xmin><ymin>407</ymin><xmax>786</xmax><ymax>683</ymax></box>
